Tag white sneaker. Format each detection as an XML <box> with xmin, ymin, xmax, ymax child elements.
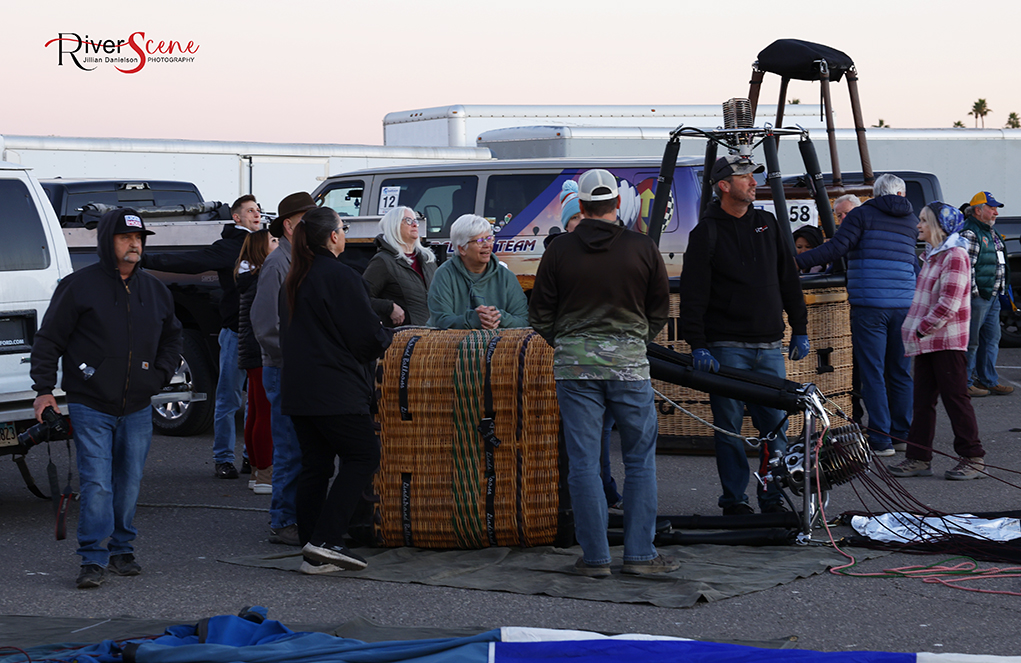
<box><xmin>253</xmin><ymin>483</ymin><xmax>272</xmax><ymax>495</ymax></box>
<box><xmin>247</xmin><ymin>479</ymin><xmax>256</xmax><ymax>490</ymax></box>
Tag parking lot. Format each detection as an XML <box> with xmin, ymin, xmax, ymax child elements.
<box><xmin>1</xmin><ymin>348</ymin><xmax>1020</xmax><ymax>655</ymax></box>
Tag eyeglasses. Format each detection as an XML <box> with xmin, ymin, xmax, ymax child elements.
<box><xmin>401</xmin><ymin>216</ymin><xmax>419</xmax><ymax>226</ymax></box>
<box><xmin>471</xmin><ymin>235</ymin><xmax>495</xmax><ymax>246</ymax></box>
<box><xmin>335</xmin><ymin>223</ymin><xmax>350</xmax><ymax>234</ymax></box>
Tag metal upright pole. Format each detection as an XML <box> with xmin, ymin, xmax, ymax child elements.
<box><xmin>845</xmin><ymin>67</ymin><xmax>874</xmax><ymax>185</ymax></box>
<box><xmin>818</xmin><ymin>59</ymin><xmax>843</xmax><ymax>187</ymax></box>
<box><xmin>748</xmin><ymin>67</ymin><xmax>765</xmax><ymax>121</ymax></box>
<box><xmin>801</xmin><ymin>409</ymin><xmax>815</xmax><ymax>542</ymax></box>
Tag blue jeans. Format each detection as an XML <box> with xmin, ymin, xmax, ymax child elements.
<box><xmin>967</xmin><ymin>295</ymin><xmax>1001</xmax><ymax>387</ymax></box>
<box><xmin>708</xmin><ymin>346</ymin><xmax>788</xmax><ymax>510</ymax></box>
<box><xmin>850</xmin><ymin>306</ymin><xmax>913</xmax><ymax>450</ymax></box>
<box><xmin>556</xmin><ymin>379</ymin><xmax>658</xmax><ymax>566</ymax></box>
<box><xmin>213</xmin><ymin>327</ymin><xmax>246</xmax><ymax>464</ymax></box>
<box><xmin>68</xmin><ymin>403</ymin><xmax>152</xmax><ymax>567</ymax></box>
<box><xmin>263</xmin><ymin>365</ymin><xmax>300</xmax><ymax>530</ymax></box>
<box><xmin>600</xmin><ymin>411</ymin><xmax>621</xmax><ymax>507</ymax></box>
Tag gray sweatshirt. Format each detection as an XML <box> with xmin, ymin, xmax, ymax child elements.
<box><xmin>252</xmin><ymin>235</ymin><xmax>292</xmax><ymax>367</ymax></box>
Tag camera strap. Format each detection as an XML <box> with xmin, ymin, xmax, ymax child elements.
<box><xmin>43</xmin><ymin>432</ymin><xmax>74</xmax><ymax>541</ymax></box>
<box><xmin>13</xmin><ymin>455</ymin><xmax>50</xmax><ymax>500</ymax></box>
<box><xmin>53</xmin><ymin>439</ymin><xmax>73</xmax><ymax>541</ymax></box>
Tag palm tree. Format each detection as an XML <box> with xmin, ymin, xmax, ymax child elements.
<box><xmin>969</xmin><ymin>99</ymin><xmax>991</xmax><ymax>128</ymax></box>
<box><xmin>953</xmin><ymin>120</ymin><xmax>965</xmax><ymax>128</ymax></box>
<box><xmin>1007</xmin><ymin>112</ymin><xmax>1020</xmax><ymax>129</ymax></box>
<box><xmin>872</xmin><ymin>119</ymin><xmax>890</xmax><ymax>128</ymax></box>
<box><xmin>788</xmin><ymin>98</ymin><xmax>801</xmax><ymax>105</ymax></box>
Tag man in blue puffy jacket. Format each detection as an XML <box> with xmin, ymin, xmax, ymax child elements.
<box><xmin>796</xmin><ymin>174</ymin><xmax>919</xmax><ymax>456</ymax></box>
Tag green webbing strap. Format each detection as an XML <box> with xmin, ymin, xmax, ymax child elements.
<box><xmin>451</xmin><ymin>330</ymin><xmax>491</xmax><ymax>548</ymax></box>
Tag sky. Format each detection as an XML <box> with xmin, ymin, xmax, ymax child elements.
<box><xmin>7</xmin><ymin>0</ymin><xmax>1021</xmax><ymax>146</ymax></box>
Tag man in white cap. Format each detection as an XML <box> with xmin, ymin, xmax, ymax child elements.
<box><xmin>530</xmin><ymin>169</ymin><xmax>676</xmax><ymax>578</ymax></box>
<box><xmin>679</xmin><ymin>155</ymin><xmax>809</xmax><ymax>516</ymax></box>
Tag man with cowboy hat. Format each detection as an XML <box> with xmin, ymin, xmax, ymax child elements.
<box><xmin>142</xmin><ymin>195</ymin><xmax>262</xmax><ymax>480</ymax></box>
<box><xmin>252</xmin><ymin>192</ymin><xmax>317</xmax><ymax>546</ymax></box>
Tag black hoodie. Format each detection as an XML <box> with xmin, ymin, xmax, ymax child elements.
<box><xmin>679</xmin><ymin>202</ymin><xmax>807</xmax><ymax>350</ymax></box>
<box><xmin>31</xmin><ymin>209</ymin><xmax>183</xmax><ymax>416</ymax></box>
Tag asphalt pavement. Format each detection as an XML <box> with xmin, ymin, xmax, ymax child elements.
<box><xmin>2</xmin><ymin>348</ymin><xmax>1021</xmax><ymax>655</ymax></box>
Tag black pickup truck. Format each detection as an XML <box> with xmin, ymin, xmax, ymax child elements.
<box><xmin>41</xmin><ymin>179</ymin><xmax>228</xmax><ymax>436</ymax></box>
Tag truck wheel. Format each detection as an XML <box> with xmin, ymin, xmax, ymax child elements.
<box><xmin>153</xmin><ymin>329</ymin><xmax>216</xmax><ymax>436</ymax></box>
<box><xmin>1001</xmin><ymin>305</ymin><xmax>1021</xmax><ymax>348</ymax></box>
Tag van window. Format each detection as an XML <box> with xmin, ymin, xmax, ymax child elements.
<box><xmin>379</xmin><ymin>176</ymin><xmax>477</xmax><ymax>236</ymax></box>
<box><xmin>484</xmin><ymin>174</ymin><xmax>560</xmax><ymax>226</ymax></box>
<box><xmin>320</xmin><ymin>180</ymin><xmax>364</xmax><ymax>217</ymax></box>
<box><xmin>0</xmin><ymin>180</ymin><xmax>51</xmax><ymax>271</ymax></box>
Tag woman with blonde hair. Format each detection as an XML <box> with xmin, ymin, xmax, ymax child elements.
<box><xmin>890</xmin><ymin>202</ymin><xmax>987</xmax><ymax>481</ymax></box>
<box><xmin>363</xmin><ymin>206</ymin><xmax>437</xmax><ymax>327</ymax></box>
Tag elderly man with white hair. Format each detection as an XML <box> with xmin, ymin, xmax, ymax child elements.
<box><xmin>832</xmin><ymin>193</ymin><xmax>861</xmax><ymax>226</ymax></box>
<box><xmin>427</xmin><ymin>214</ymin><xmax>528</xmax><ymax>329</ymax></box>
<box><xmin>797</xmin><ymin>174</ymin><xmax>920</xmax><ymax>457</ymax></box>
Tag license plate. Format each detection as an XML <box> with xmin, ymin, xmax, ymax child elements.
<box><xmin>0</xmin><ymin>421</ymin><xmax>17</xmax><ymax>447</ymax></box>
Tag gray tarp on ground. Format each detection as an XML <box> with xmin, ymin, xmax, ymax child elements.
<box><xmin>221</xmin><ymin>544</ymin><xmax>886</xmax><ymax>609</ymax></box>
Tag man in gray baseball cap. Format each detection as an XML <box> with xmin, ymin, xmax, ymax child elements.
<box><xmin>679</xmin><ymin>155</ymin><xmax>809</xmax><ymax>516</ymax></box>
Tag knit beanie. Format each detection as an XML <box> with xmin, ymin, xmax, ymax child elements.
<box><xmin>560</xmin><ymin>180</ymin><xmax>581</xmax><ymax>228</ymax></box>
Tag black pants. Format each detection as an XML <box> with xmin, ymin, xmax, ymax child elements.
<box><xmin>291</xmin><ymin>413</ymin><xmax>380</xmax><ymax>547</ymax></box>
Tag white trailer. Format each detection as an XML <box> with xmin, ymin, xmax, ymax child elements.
<box><xmin>383</xmin><ymin>104</ymin><xmax>827</xmax><ymax>149</ymax></box>
<box><xmin>0</xmin><ymin>135</ymin><xmax>490</xmax><ymax>213</ymax></box>
<box><xmin>476</xmin><ymin>125</ymin><xmax>1021</xmax><ymax>215</ymax></box>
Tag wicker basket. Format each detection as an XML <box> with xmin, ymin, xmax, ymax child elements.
<box><xmin>372</xmin><ymin>328</ymin><xmax>568</xmax><ymax>549</ymax></box>
<box><xmin>653</xmin><ymin>287</ymin><xmax>853</xmax><ymax>453</ymax></box>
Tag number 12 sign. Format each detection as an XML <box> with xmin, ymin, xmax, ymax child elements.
<box><xmin>377</xmin><ymin>186</ymin><xmax>401</xmax><ymax>215</ymax></box>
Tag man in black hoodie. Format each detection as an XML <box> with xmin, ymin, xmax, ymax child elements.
<box><xmin>142</xmin><ymin>195</ymin><xmax>260</xmax><ymax>479</ymax></box>
<box><xmin>679</xmin><ymin>155</ymin><xmax>809</xmax><ymax>516</ymax></box>
<box><xmin>31</xmin><ymin>209</ymin><xmax>182</xmax><ymax>589</ymax></box>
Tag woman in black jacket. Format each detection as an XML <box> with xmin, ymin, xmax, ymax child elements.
<box><xmin>281</xmin><ymin>206</ymin><xmax>393</xmax><ymax>574</ymax></box>
<box><xmin>362</xmin><ymin>206</ymin><xmax>437</xmax><ymax>327</ymax></box>
<box><xmin>235</xmin><ymin>229</ymin><xmax>277</xmax><ymax>494</ymax></box>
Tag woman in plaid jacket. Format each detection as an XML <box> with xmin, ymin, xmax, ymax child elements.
<box><xmin>889</xmin><ymin>202</ymin><xmax>988</xmax><ymax>481</ymax></box>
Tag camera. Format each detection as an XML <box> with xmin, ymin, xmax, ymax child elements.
<box><xmin>17</xmin><ymin>406</ymin><xmax>71</xmax><ymax>450</ymax></box>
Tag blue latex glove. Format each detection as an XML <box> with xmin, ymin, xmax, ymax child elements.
<box><xmin>789</xmin><ymin>335</ymin><xmax>810</xmax><ymax>361</ymax></box>
<box><xmin>692</xmin><ymin>348</ymin><xmax>719</xmax><ymax>373</ymax></box>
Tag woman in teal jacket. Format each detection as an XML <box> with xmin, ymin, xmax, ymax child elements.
<box><xmin>427</xmin><ymin>214</ymin><xmax>529</xmax><ymax>329</ymax></box>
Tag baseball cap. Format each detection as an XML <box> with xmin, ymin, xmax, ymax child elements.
<box><xmin>110</xmin><ymin>209</ymin><xmax>155</xmax><ymax>236</ymax></box>
<box><xmin>578</xmin><ymin>169</ymin><xmax>619</xmax><ymax>202</ymax></box>
<box><xmin>969</xmin><ymin>191</ymin><xmax>1004</xmax><ymax>208</ymax></box>
<box><xmin>711</xmin><ymin>155</ymin><xmax>765</xmax><ymax>184</ymax></box>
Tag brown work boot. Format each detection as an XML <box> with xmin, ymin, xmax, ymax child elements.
<box><xmin>944</xmin><ymin>457</ymin><xmax>986</xmax><ymax>481</ymax></box>
<box><xmin>975</xmin><ymin>382</ymin><xmax>1013</xmax><ymax>396</ymax></box>
<box><xmin>967</xmin><ymin>385</ymin><xmax>990</xmax><ymax>398</ymax></box>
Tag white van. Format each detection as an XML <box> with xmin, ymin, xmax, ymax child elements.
<box><xmin>0</xmin><ymin>162</ymin><xmax>73</xmax><ymax>444</ymax></box>
<box><xmin>312</xmin><ymin>157</ymin><xmax>709</xmax><ymax>284</ymax></box>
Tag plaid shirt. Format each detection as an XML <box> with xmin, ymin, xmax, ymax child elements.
<box><xmin>960</xmin><ymin>225</ymin><xmax>1006</xmax><ymax>297</ymax></box>
<box><xmin>901</xmin><ymin>242</ymin><xmax>971</xmax><ymax>357</ymax></box>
